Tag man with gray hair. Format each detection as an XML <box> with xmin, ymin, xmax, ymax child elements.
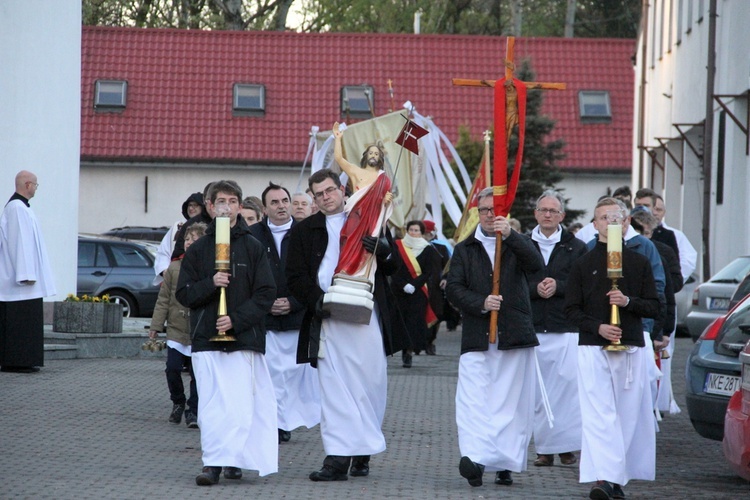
<box><xmin>527</xmin><ymin>190</ymin><xmax>587</xmax><ymax>467</ymax></box>
<box><xmin>291</xmin><ymin>191</ymin><xmax>313</xmax><ymax>220</ymax></box>
<box><xmin>446</xmin><ymin>187</ymin><xmax>543</xmax><ymax>488</ymax></box>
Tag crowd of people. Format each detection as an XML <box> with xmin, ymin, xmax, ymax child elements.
<box><xmin>1</xmin><ymin>157</ymin><xmax>696</xmax><ymax>499</ymax></box>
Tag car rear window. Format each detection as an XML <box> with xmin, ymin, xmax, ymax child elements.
<box><xmin>110</xmin><ymin>244</ymin><xmax>151</xmax><ymax>267</ymax></box>
<box><xmin>711</xmin><ymin>257</ymin><xmax>750</xmax><ymax>283</ymax></box>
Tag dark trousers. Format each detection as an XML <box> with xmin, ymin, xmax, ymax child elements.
<box><xmin>0</xmin><ymin>298</ymin><xmax>44</xmax><ymax>368</ymax></box>
<box><xmin>165</xmin><ymin>346</ymin><xmax>197</xmax><ymax>413</ymax></box>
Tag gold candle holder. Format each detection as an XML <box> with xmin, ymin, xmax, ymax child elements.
<box><xmin>603</xmin><ymin>223</ymin><xmax>628</xmax><ymax>351</ymax></box>
<box><xmin>211</xmin><ymin>216</ymin><xmax>235</xmax><ymax>342</ymax></box>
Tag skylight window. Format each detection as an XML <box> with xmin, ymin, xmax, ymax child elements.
<box><xmin>94</xmin><ymin>80</ymin><xmax>127</xmax><ymax>110</ymax></box>
<box><xmin>233</xmin><ymin>84</ymin><xmax>265</xmax><ymax>115</ymax></box>
<box><xmin>341</xmin><ymin>86</ymin><xmax>374</xmax><ymax>118</ymax></box>
<box><xmin>578</xmin><ymin>91</ymin><xmax>612</xmax><ymax>122</ymax></box>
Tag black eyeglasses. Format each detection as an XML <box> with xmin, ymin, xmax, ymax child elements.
<box><xmin>535</xmin><ymin>208</ymin><xmax>562</xmax><ymax>215</ymax></box>
<box><xmin>313</xmin><ymin>186</ymin><xmax>338</xmax><ymax>200</ymax></box>
<box><xmin>477</xmin><ymin>207</ymin><xmax>494</xmax><ymax>216</ymax></box>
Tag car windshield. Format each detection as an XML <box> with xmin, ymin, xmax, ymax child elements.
<box><xmin>711</xmin><ymin>257</ymin><xmax>750</xmax><ymax>284</ymax></box>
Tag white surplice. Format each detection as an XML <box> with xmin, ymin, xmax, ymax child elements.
<box><xmin>456</xmin><ymin>347</ymin><xmax>536</xmax><ymax>472</ymax></box>
<box><xmin>577</xmin><ymin>346</ymin><xmax>656</xmax><ymax>486</ymax></box>
<box><xmin>266</xmin><ymin>329</ymin><xmax>321</xmax><ymax>431</ymax></box>
<box><xmin>533</xmin><ymin>332</ymin><xmax>582</xmax><ymax>454</ymax></box>
<box><xmin>192</xmin><ymin>350</ymin><xmax>278</xmax><ymax>476</ymax></box>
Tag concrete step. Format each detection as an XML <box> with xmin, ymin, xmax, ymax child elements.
<box><xmin>44</xmin><ymin>332</ymin><xmax>77</xmax><ymax>345</ymax></box>
<box><xmin>44</xmin><ymin>343</ymin><xmax>78</xmax><ymax>360</ymax></box>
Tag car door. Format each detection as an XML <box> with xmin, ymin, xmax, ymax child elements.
<box><xmin>77</xmin><ymin>240</ymin><xmax>112</xmax><ymax>295</ymax></box>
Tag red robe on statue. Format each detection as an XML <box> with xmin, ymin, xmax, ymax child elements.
<box><xmin>336</xmin><ymin>171</ymin><xmax>391</xmax><ymax>277</ymax></box>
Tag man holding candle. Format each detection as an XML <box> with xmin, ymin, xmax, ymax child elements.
<box><xmin>176</xmin><ymin>180</ymin><xmax>278</xmax><ymax>486</ymax></box>
<box><xmin>565</xmin><ymin>197</ymin><xmax>660</xmax><ymax>500</ymax></box>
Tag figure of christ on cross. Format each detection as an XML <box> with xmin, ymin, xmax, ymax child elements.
<box><xmin>452</xmin><ymin>36</ymin><xmax>565</xmax><ymax>342</ymax></box>
<box><xmin>331</xmin><ymin>123</ymin><xmax>394</xmax><ymax>281</ymax></box>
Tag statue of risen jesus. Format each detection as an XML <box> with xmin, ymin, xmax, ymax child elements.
<box><xmin>332</xmin><ymin>123</ymin><xmax>393</xmax><ymax>279</ymax></box>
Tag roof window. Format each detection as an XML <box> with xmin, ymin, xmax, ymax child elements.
<box><xmin>233</xmin><ymin>84</ymin><xmax>265</xmax><ymax>116</ymax></box>
<box><xmin>94</xmin><ymin>80</ymin><xmax>127</xmax><ymax>110</ymax></box>
<box><xmin>578</xmin><ymin>91</ymin><xmax>612</xmax><ymax>123</ymax></box>
<box><xmin>341</xmin><ymin>86</ymin><xmax>373</xmax><ymax>119</ymax></box>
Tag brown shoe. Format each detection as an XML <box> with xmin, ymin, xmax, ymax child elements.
<box><xmin>534</xmin><ymin>454</ymin><xmax>554</xmax><ymax>466</ymax></box>
<box><xmin>559</xmin><ymin>452</ymin><xmax>578</xmax><ymax>465</ymax></box>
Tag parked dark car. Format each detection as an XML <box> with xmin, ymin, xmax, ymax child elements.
<box><xmin>723</xmin><ymin>340</ymin><xmax>750</xmax><ymax>481</ymax></box>
<box><xmin>685</xmin><ymin>293</ymin><xmax>750</xmax><ymax>440</ymax></box>
<box><xmin>77</xmin><ymin>235</ymin><xmax>160</xmax><ymax>317</ymax></box>
<box><xmin>686</xmin><ymin>256</ymin><xmax>750</xmax><ymax>341</ymax></box>
<box><xmin>728</xmin><ymin>273</ymin><xmax>750</xmax><ymax>310</ymax></box>
<box><xmin>102</xmin><ymin>226</ymin><xmax>169</xmax><ymax>242</ymax></box>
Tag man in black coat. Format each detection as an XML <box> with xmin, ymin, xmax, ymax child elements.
<box><xmin>445</xmin><ymin>187</ymin><xmax>543</xmax><ymax>488</ymax></box>
<box><xmin>527</xmin><ymin>190</ymin><xmax>588</xmax><ymax>468</ymax></box>
<box><xmin>249</xmin><ymin>182</ymin><xmax>320</xmax><ymax>444</ymax></box>
<box><xmin>565</xmin><ymin>197</ymin><xmax>660</xmax><ymax>500</ymax></box>
<box><xmin>286</xmin><ymin>169</ymin><xmax>409</xmax><ymax>482</ymax></box>
<box><xmin>176</xmin><ymin>180</ymin><xmax>277</xmax><ymax>486</ymax></box>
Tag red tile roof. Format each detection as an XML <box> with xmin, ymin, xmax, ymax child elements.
<box><xmin>81</xmin><ymin>26</ymin><xmax>635</xmax><ymax>172</ymax></box>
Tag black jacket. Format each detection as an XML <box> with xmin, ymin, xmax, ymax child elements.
<box><xmin>653</xmin><ymin>239</ymin><xmax>680</xmax><ymax>338</ymax></box>
<box><xmin>446</xmin><ymin>229</ymin><xmax>543</xmax><ymax>354</ymax></box>
<box><xmin>248</xmin><ymin>217</ymin><xmax>305</xmax><ymax>332</ymax></box>
<box><xmin>565</xmin><ymin>242</ymin><xmax>659</xmax><ymax>347</ymax></box>
<box><xmin>527</xmin><ymin>228</ymin><xmax>588</xmax><ymax>333</ymax></box>
<box><xmin>286</xmin><ymin>211</ymin><xmax>409</xmax><ymax>366</ymax></box>
<box><xmin>176</xmin><ymin>218</ymin><xmax>276</xmax><ymax>353</ymax></box>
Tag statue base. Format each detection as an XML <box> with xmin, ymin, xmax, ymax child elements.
<box><xmin>322</xmin><ymin>274</ymin><xmax>374</xmax><ymax>325</ymax></box>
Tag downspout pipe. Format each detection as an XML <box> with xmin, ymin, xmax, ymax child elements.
<box><xmin>637</xmin><ymin>0</ymin><xmax>649</xmax><ymax>186</ymax></box>
<box><xmin>702</xmin><ymin>0</ymin><xmax>717</xmax><ymax>280</ymax></box>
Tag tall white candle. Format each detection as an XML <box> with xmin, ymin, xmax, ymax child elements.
<box><xmin>215</xmin><ymin>216</ymin><xmax>230</xmax><ymax>245</ymax></box>
<box><xmin>607</xmin><ymin>224</ymin><xmax>622</xmax><ymax>253</ymax></box>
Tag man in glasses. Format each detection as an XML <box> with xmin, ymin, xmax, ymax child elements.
<box><xmin>0</xmin><ymin>170</ymin><xmax>56</xmax><ymax>373</ymax></box>
<box><xmin>446</xmin><ymin>187</ymin><xmax>543</xmax><ymax>488</ymax></box>
<box><xmin>287</xmin><ymin>168</ymin><xmax>408</xmax><ymax>482</ymax></box>
<box><xmin>527</xmin><ymin>190</ymin><xmax>587</xmax><ymax>468</ymax></box>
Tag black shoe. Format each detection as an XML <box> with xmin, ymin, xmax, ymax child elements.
<box><xmin>223</xmin><ymin>466</ymin><xmax>242</xmax><ymax>480</ymax></box>
<box><xmin>309</xmin><ymin>465</ymin><xmax>349</xmax><ymax>481</ymax></box>
<box><xmin>495</xmin><ymin>470</ymin><xmax>513</xmax><ymax>486</ymax></box>
<box><xmin>184</xmin><ymin>410</ymin><xmax>198</xmax><ymax>428</ymax></box>
<box><xmin>402</xmin><ymin>351</ymin><xmax>413</xmax><ymax>368</ymax></box>
<box><xmin>310</xmin><ymin>456</ymin><xmax>350</xmax><ymax>481</ymax></box>
<box><xmin>278</xmin><ymin>429</ymin><xmax>291</xmax><ymax>442</ymax></box>
<box><xmin>458</xmin><ymin>456</ymin><xmax>484</xmax><ymax>487</ymax></box>
<box><xmin>612</xmin><ymin>483</ymin><xmax>625</xmax><ymax>499</ymax></box>
<box><xmin>350</xmin><ymin>455</ymin><xmax>370</xmax><ymax>477</ymax></box>
<box><xmin>589</xmin><ymin>480</ymin><xmax>615</xmax><ymax>500</ymax></box>
<box><xmin>426</xmin><ymin>343</ymin><xmax>436</xmax><ymax>355</ymax></box>
<box><xmin>169</xmin><ymin>403</ymin><xmax>185</xmax><ymax>424</ymax></box>
<box><xmin>195</xmin><ymin>466</ymin><xmax>221</xmax><ymax>486</ymax></box>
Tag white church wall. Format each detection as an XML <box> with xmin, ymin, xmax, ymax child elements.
<box><xmin>0</xmin><ymin>1</ymin><xmax>81</xmax><ymax>307</ymax></box>
<box><xmin>79</xmin><ymin>164</ymin><xmax>305</xmax><ymax>233</ymax></box>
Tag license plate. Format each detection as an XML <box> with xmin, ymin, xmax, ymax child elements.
<box><xmin>709</xmin><ymin>297</ymin><xmax>730</xmax><ymax>310</ymax></box>
<box><xmin>704</xmin><ymin>372</ymin><xmax>742</xmax><ymax>396</ymax></box>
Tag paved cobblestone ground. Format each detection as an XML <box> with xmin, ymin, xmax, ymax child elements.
<box><xmin>1</xmin><ymin>327</ymin><xmax>749</xmax><ymax>499</ymax></box>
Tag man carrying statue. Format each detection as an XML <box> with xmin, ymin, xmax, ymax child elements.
<box><xmin>287</xmin><ymin>123</ymin><xmax>409</xmax><ymax>482</ymax></box>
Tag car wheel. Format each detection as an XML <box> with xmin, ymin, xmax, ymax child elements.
<box><xmin>107</xmin><ymin>289</ymin><xmax>138</xmax><ymax>317</ymax></box>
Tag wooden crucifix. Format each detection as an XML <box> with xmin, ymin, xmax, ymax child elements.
<box><xmin>452</xmin><ymin>36</ymin><xmax>566</xmax><ymax>343</ymax></box>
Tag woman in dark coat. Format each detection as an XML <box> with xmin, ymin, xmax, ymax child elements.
<box><xmin>391</xmin><ymin>220</ymin><xmax>440</xmax><ymax>367</ymax></box>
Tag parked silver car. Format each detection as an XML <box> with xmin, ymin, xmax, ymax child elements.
<box><xmin>676</xmin><ymin>273</ymin><xmax>699</xmax><ymax>337</ymax></box>
<box><xmin>686</xmin><ymin>256</ymin><xmax>750</xmax><ymax>341</ymax></box>
<box><xmin>77</xmin><ymin>235</ymin><xmax>160</xmax><ymax>317</ymax></box>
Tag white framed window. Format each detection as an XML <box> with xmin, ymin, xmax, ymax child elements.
<box><xmin>578</xmin><ymin>91</ymin><xmax>612</xmax><ymax>122</ymax></box>
<box><xmin>233</xmin><ymin>84</ymin><xmax>265</xmax><ymax>115</ymax></box>
<box><xmin>341</xmin><ymin>85</ymin><xmax>373</xmax><ymax>118</ymax></box>
<box><xmin>94</xmin><ymin>80</ymin><xmax>127</xmax><ymax>109</ymax></box>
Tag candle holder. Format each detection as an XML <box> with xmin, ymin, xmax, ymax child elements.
<box><xmin>603</xmin><ymin>242</ymin><xmax>628</xmax><ymax>352</ymax></box>
<box><xmin>211</xmin><ymin>215</ymin><xmax>235</xmax><ymax>342</ymax></box>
